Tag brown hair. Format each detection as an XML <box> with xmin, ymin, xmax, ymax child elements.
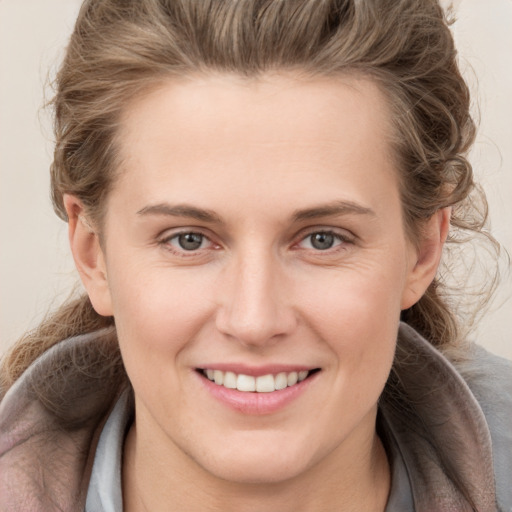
<box><xmin>1</xmin><ymin>0</ymin><xmax>499</xmax><ymax>392</ymax></box>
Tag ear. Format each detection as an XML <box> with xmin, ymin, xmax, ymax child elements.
<box><xmin>401</xmin><ymin>208</ymin><xmax>451</xmax><ymax>310</ymax></box>
<box><xmin>64</xmin><ymin>194</ymin><xmax>114</xmax><ymax>316</ymax></box>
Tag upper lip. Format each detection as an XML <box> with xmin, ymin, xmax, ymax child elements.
<box><xmin>195</xmin><ymin>364</ymin><xmax>319</xmax><ymax>377</ymax></box>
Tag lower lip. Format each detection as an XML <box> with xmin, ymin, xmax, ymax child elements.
<box><xmin>197</xmin><ymin>371</ymin><xmax>319</xmax><ymax>415</ymax></box>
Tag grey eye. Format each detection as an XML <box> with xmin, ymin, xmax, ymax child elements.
<box><xmin>309</xmin><ymin>232</ymin><xmax>335</xmax><ymax>250</ymax></box>
<box><xmin>177</xmin><ymin>233</ymin><xmax>204</xmax><ymax>250</ymax></box>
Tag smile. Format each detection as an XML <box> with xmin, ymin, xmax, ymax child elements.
<box><xmin>200</xmin><ymin>369</ymin><xmax>318</xmax><ymax>392</ymax></box>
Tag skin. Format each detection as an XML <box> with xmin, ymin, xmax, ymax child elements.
<box><xmin>65</xmin><ymin>73</ymin><xmax>449</xmax><ymax>511</ymax></box>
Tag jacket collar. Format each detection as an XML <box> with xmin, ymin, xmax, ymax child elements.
<box><xmin>380</xmin><ymin>323</ymin><xmax>496</xmax><ymax>511</ymax></box>
<box><xmin>0</xmin><ymin>327</ymin><xmax>127</xmax><ymax>511</ymax></box>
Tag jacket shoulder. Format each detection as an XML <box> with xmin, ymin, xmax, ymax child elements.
<box><xmin>455</xmin><ymin>345</ymin><xmax>512</xmax><ymax>511</ymax></box>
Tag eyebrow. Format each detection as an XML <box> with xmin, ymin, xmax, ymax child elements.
<box><xmin>136</xmin><ymin>203</ymin><xmax>223</xmax><ymax>223</ymax></box>
<box><xmin>291</xmin><ymin>200</ymin><xmax>376</xmax><ymax>222</ymax></box>
<box><xmin>136</xmin><ymin>200</ymin><xmax>375</xmax><ymax>224</ymax></box>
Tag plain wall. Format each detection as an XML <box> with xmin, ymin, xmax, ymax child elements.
<box><xmin>0</xmin><ymin>0</ymin><xmax>511</xmax><ymax>358</ymax></box>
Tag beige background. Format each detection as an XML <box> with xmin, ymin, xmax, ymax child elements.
<box><xmin>1</xmin><ymin>0</ymin><xmax>511</xmax><ymax>358</ymax></box>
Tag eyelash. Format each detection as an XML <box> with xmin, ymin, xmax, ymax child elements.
<box><xmin>158</xmin><ymin>228</ymin><xmax>354</xmax><ymax>257</ymax></box>
<box><xmin>158</xmin><ymin>230</ymin><xmax>218</xmax><ymax>257</ymax></box>
<box><xmin>295</xmin><ymin>230</ymin><xmax>353</xmax><ymax>252</ymax></box>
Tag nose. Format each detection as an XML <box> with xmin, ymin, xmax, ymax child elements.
<box><xmin>215</xmin><ymin>248</ymin><xmax>298</xmax><ymax>348</ymax></box>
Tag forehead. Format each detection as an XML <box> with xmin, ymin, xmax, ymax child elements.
<box><xmin>112</xmin><ymin>73</ymin><xmax>399</xmax><ymax>221</ymax></box>
<box><xmin>118</xmin><ymin>72</ymin><xmax>393</xmax><ymax>154</ymax></box>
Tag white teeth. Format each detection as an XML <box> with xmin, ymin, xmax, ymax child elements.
<box><xmin>223</xmin><ymin>371</ymin><xmax>237</xmax><ymax>389</ymax></box>
<box><xmin>275</xmin><ymin>372</ymin><xmax>288</xmax><ymax>390</ymax></box>
<box><xmin>202</xmin><ymin>368</ymin><xmax>314</xmax><ymax>392</ymax></box>
<box><xmin>256</xmin><ymin>374</ymin><xmax>275</xmax><ymax>393</ymax></box>
<box><xmin>213</xmin><ymin>370</ymin><xmax>224</xmax><ymax>385</ymax></box>
<box><xmin>287</xmin><ymin>372</ymin><xmax>298</xmax><ymax>386</ymax></box>
<box><xmin>298</xmin><ymin>370</ymin><xmax>309</xmax><ymax>382</ymax></box>
<box><xmin>237</xmin><ymin>374</ymin><xmax>256</xmax><ymax>392</ymax></box>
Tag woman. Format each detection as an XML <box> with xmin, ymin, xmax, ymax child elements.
<box><xmin>0</xmin><ymin>0</ymin><xmax>510</xmax><ymax>510</ymax></box>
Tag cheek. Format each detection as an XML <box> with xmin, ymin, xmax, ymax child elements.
<box><xmin>298</xmin><ymin>257</ymin><xmax>406</xmax><ymax>335</ymax></box>
<box><xmin>295</xmin><ymin>260</ymin><xmax>404</xmax><ymax>387</ymax></box>
<box><xmin>286</xmin><ymin>266</ymin><xmax>400</xmax><ymax>464</ymax></box>
<box><xmin>316</xmin><ymin>283</ymin><xmax>399</xmax><ymax>383</ymax></box>
<box><xmin>105</xmin><ymin>262</ymin><xmax>216</xmax><ymax>385</ymax></box>
<box><xmin>108</xmin><ymin>260</ymin><xmax>212</xmax><ymax>332</ymax></box>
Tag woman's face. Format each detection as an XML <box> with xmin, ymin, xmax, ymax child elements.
<box><xmin>84</xmin><ymin>74</ymin><xmax>431</xmax><ymax>484</ymax></box>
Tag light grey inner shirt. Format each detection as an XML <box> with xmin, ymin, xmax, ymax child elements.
<box><xmin>85</xmin><ymin>391</ymin><xmax>131</xmax><ymax>512</ymax></box>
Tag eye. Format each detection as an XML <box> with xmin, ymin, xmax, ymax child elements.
<box><xmin>298</xmin><ymin>231</ymin><xmax>348</xmax><ymax>251</ymax></box>
<box><xmin>164</xmin><ymin>232</ymin><xmax>211</xmax><ymax>252</ymax></box>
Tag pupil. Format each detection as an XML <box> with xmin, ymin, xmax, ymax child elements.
<box><xmin>178</xmin><ymin>233</ymin><xmax>203</xmax><ymax>250</ymax></box>
<box><xmin>311</xmin><ymin>232</ymin><xmax>334</xmax><ymax>250</ymax></box>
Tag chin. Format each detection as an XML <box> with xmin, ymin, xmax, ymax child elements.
<box><xmin>187</xmin><ymin>437</ymin><xmax>317</xmax><ymax>485</ymax></box>
<box><xmin>203</xmin><ymin>459</ymin><xmax>306</xmax><ymax>486</ymax></box>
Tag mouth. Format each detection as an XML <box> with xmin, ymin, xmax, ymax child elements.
<box><xmin>198</xmin><ymin>368</ymin><xmax>321</xmax><ymax>393</ymax></box>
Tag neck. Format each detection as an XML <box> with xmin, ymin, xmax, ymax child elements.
<box><xmin>122</xmin><ymin>419</ymin><xmax>390</xmax><ymax>512</ymax></box>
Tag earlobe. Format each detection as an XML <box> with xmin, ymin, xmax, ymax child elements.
<box><xmin>401</xmin><ymin>208</ymin><xmax>451</xmax><ymax>310</ymax></box>
<box><xmin>63</xmin><ymin>194</ymin><xmax>114</xmax><ymax>316</ymax></box>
